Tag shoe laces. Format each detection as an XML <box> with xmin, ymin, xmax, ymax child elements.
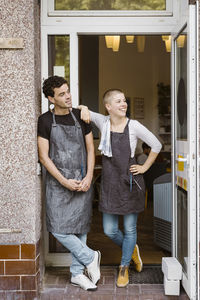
<box><xmin>119</xmin><ymin>266</ymin><xmax>128</xmax><ymax>276</ymax></box>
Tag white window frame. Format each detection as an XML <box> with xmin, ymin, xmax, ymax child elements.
<box><xmin>41</xmin><ymin>0</ymin><xmax>178</xmax><ymax>28</ymax></box>
<box><xmin>47</xmin><ymin>0</ymin><xmax>173</xmax><ymax>17</ymax></box>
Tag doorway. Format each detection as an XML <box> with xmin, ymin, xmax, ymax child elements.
<box><xmin>79</xmin><ymin>34</ymin><xmax>172</xmax><ymax>265</ymax></box>
<box><xmin>41</xmin><ymin>1</ymin><xmax>199</xmax><ymax>297</ymax></box>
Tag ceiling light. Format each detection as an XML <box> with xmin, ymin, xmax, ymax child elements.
<box><xmin>162</xmin><ymin>35</ymin><xmax>169</xmax><ymax>41</ymax></box>
<box><xmin>112</xmin><ymin>36</ymin><xmax>120</xmax><ymax>52</ymax></box>
<box><xmin>165</xmin><ymin>36</ymin><xmax>171</xmax><ymax>52</ymax></box>
<box><xmin>177</xmin><ymin>35</ymin><xmax>185</xmax><ymax>48</ymax></box>
<box><xmin>105</xmin><ymin>36</ymin><xmax>113</xmax><ymax>48</ymax></box>
<box><xmin>137</xmin><ymin>36</ymin><xmax>145</xmax><ymax>53</ymax></box>
<box><xmin>126</xmin><ymin>35</ymin><xmax>134</xmax><ymax>43</ymax></box>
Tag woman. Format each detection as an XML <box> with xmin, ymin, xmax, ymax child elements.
<box><xmin>79</xmin><ymin>89</ymin><xmax>162</xmax><ymax>287</ymax></box>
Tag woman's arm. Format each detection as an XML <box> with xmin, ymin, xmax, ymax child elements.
<box><xmin>129</xmin><ymin>120</ymin><xmax>162</xmax><ymax>175</ymax></box>
<box><xmin>78</xmin><ymin>105</ymin><xmax>107</xmax><ymax>131</ymax></box>
<box><xmin>130</xmin><ymin>151</ymin><xmax>158</xmax><ymax>175</ymax></box>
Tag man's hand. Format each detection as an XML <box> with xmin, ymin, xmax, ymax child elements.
<box><xmin>61</xmin><ymin>178</ymin><xmax>81</xmax><ymax>191</ymax></box>
<box><xmin>77</xmin><ymin>105</ymin><xmax>91</xmax><ymax>124</ymax></box>
<box><xmin>77</xmin><ymin>175</ymin><xmax>92</xmax><ymax>192</ymax></box>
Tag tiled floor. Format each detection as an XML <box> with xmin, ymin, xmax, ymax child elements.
<box><xmin>40</xmin><ymin>266</ymin><xmax>189</xmax><ymax>300</ymax></box>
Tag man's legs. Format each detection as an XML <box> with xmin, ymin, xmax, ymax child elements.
<box><xmin>52</xmin><ymin>232</ymin><xmax>101</xmax><ymax>289</ymax></box>
<box><xmin>52</xmin><ymin>232</ymin><xmax>94</xmax><ymax>276</ymax></box>
<box><xmin>70</xmin><ymin>233</ymin><xmax>88</xmax><ymax>276</ymax></box>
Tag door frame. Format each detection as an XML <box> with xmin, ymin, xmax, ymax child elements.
<box><xmin>171</xmin><ymin>2</ymin><xmax>199</xmax><ymax>298</ymax></box>
<box><xmin>40</xmin><ymin>1</ymin><xmax>199</xmax><ymax>297</ymax></box>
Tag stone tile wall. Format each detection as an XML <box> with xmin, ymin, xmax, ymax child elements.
<box><xmin>0</xmin><ymin>0</ymin><xmax>42</xmax><ymax>297</ymax></box>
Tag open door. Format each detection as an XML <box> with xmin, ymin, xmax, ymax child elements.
<box><xmin>172</xmin><ymin>1</ymin><xmax>198</xmax><ymax>299</ymax></box>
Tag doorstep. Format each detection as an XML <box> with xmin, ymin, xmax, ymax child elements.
<box><xmin>40</xmin><ymin>266</ymin><xmax>189</xmax><ymax>300</ymax></box>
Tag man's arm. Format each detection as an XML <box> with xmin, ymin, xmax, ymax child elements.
<box><xmin>78</xmin><ymin>132</ymin><xmax>95</xmax><ymax>192</ymax></box>
<box><xmin>38</xmin><ymin>136</ymin><xmax>81</xmax><ymax>191</ymax></box>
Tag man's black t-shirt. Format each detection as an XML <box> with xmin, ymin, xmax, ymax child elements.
<box><xmin>37</xmin><ymin>108</ymin><xmax>92</xmax><ymax>140</ymax></box>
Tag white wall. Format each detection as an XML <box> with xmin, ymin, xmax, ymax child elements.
<box><xmin>99</xmin><ymin>35</ymin><xmax>170</xmax><ymax>153</ymax></box>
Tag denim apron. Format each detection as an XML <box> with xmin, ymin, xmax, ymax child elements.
<box><xmin>45</xmin><ymin>111</ymin><xmax>93</xmax><ymax>234</ymax></box>
<box><xmin>100</xmin><ymin>120</ymin><xmax>145</xmax><ymax>215</ymax></box>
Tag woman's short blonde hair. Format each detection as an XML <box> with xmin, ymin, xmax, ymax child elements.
<box><xmin>103</xmin><ymin>89</ymin><xmax>123</xmax><ymax>104</ymax></box>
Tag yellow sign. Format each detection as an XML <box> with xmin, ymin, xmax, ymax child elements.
<box><xmin>177</xmin><ymin>155</ymin><xmax>184</xmax><ymax>172</ymax></box>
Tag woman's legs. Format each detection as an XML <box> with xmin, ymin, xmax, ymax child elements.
<box><xmin>103</xmin><ymin>212</ymin><xmax>138</xmax><ymax>266</ymax></box>
<box><xmin>103</xmin><ymin>212</ymin><xmax>138</xmax><ymax>287</ymax></box>
<box><xmin>103</xmin><ymin>213</ymin><xmax>123</xmax><ymax>247</ymax></box>
<box><xmin>121</xmin><ymin>213</ymin><xmax>138</xmax><ymax>266</ymax></box>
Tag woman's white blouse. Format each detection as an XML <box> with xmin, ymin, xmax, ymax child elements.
<box><xmin>90</xmin><ymin>111</ymin><xmax>162</xmax><ymax>158</ymax></box>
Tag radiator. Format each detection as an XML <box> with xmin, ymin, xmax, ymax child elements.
<box><xmin>153</xmin><ymin>176</ymin><xmax>172</xmax><ymax>252</ymax></box>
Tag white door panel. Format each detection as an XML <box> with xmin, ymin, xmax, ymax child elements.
<box><xmin>172</xmin><ymin>2</ymin><xmax>198</xmax><ymax>299</ymax></box>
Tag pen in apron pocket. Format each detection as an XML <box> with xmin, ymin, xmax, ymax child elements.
<box><xmin>130</xmin><ymin>174</ymin><xmax>133</xmax><ymax>192</ymax></box>
<box><xmin>81</xmin><ymin>163</ymin><xmax>84</xmax><ymax>179</ymax></box>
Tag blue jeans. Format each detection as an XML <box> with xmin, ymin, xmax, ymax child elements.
<box><xmin>52</xmin><ymin>232</ymin><xmax>95</xmax><ymax>277</ymax></box>
<box><xmin>103</xmin><ymin>213</ymin><xmax>138</xmax><ymax>266</ymax></box>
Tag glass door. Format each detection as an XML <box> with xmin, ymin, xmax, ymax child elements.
<box><xmin>172</xmin><ymin>3</ymin><xmax>198</xmax><ymax>299</ymax></box>
<box><xmin>42</xmin><ymin>31</ymin><xmax>77</xmax><ymax>266</ymax></box>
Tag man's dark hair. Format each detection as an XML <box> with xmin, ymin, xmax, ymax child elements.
<box><xmin>42</xmin><ymin>76</ymin><xmax>68</xmax><ymax>98</ymax></box>
<box><xmin>142</xmin><ymin>142</ymin><xmax>151</xmax><ymax>151</ymax></box>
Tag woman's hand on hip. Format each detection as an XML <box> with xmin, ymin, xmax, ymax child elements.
<box><xmin>130</xmin><ymin>164</ymin><xmax>145</xmax><ymax>175</ymax></box>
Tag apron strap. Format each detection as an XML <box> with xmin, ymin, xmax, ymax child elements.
<box><xmin>70</xmin><ymin>110</ymin><xmax>81</xmax><ymax>128</ymax></box>
<box><xmin>51</xmin><ymin>111</ymin><xmax>57</xmax><ymax>127</ymax></box>
<box><xmin>70</xmin><ymin>110</ymin><xmax>87</xmax><ymax>178</ymax></box>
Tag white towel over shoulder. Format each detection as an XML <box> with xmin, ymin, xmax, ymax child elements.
<box><xmin>98</xmin><ymin>117</ymin><xmax>112</xmax><ymax>157</ymax></box>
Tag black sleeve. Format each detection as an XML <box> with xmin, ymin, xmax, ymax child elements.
<box><xmin>83</xmin><ymin>121</ymin><xmax>92</xmax><ymax>136</ymax></box>
<box><xmin>37</xmin><ymin>115</ymin><xmax>51</xmax><ymax>140</ymax></box>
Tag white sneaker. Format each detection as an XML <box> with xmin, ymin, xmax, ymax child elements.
<box><xmin>71</xmin><ymin>274</ymin><xmax>97</xmax><ymax>291</ymax></box>
<box><xmin>86</xmin><ymin>250</ymin><xmax>101</xmax><ymax>284</ymax></box>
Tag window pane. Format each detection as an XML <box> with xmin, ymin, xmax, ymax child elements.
<box><xmin>55</xmin><ymin>0</ymin><xmax>166</xmax><ymax>11</ymax></box>
<box><xmin>175</xmin><ymin>28</ymin><xmax>188</xmax><ymax>275</ymax></box>
<box><xmin>48</xmin><ymin>35</ymin><xmax>70</xmax><ymax>81</ymax></box>
<box><xmin>175</xmin><ymin>34</ymin><xmax>187</xmax><ymax>140</ymax></box>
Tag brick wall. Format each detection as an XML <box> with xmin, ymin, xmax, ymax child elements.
<box><xmin>0</xmin><ymin>242</ymin><xmax>40</xmax><ymax>299</ymax></box>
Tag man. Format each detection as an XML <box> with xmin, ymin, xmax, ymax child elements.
<box><xmin>137</xmin><ymin>142</ymin><xmax>151</xmax><ymax>165</ymax></box>
<box><xmin>37</xmin><ymin>76</ymin><xmax>101</xmax><ymax>291</ymax></box>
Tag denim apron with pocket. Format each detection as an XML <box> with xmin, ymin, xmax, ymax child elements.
<box><xmin>45</xmin><ymin>111</ymin><xmax>93</xmax><ymax>234</ymax></box>
<box><xmin>100</xmin><ymin>120</ymin><xmax>145</xmax><ymax>215</ymax></box>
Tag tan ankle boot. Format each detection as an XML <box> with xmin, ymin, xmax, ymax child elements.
<box><xmin>116</xmin><ymin>265</ymin><xmax>129</xmax><ymax>287</ymax></box>
<box><xmin>132</xmin><ymin>244</ymin><xmax>143</xmax><ymax>272</ymax></box>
